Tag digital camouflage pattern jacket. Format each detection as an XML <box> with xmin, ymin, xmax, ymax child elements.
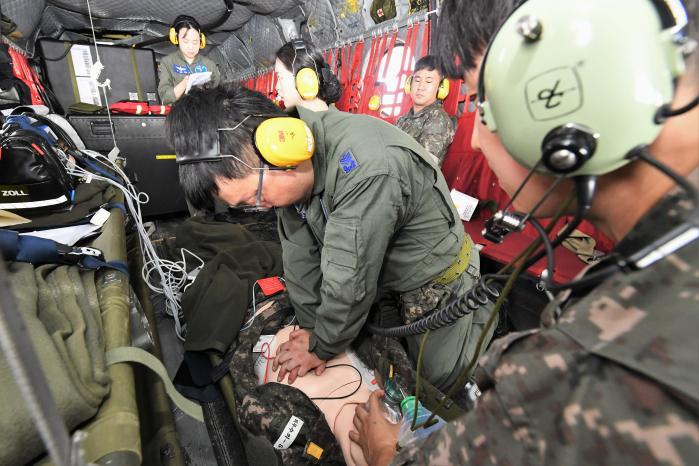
<box><xmin>392</xmin><ymin>191</ymin><xmax>699</xmax><ymax>465</ymax></box>
<box><xmin>395</xmin><ymin>101</ymin><xmax>455</xmax><ymax>166</ymax></box>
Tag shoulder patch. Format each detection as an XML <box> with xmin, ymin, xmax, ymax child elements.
<box><xmin>173</xmin><ymin>64</ymin><xmax>189</xmax><ymax>74</ymax></box>
<box><xmin>339</xmin><ymin>150</ymin><xmax>358</xmax><ymax>174</ymax></box>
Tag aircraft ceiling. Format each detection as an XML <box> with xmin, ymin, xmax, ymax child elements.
<box><xmin>2</xmin><ymin>0</ymin><xmax>428</xmax><ymax>80</ymax></box>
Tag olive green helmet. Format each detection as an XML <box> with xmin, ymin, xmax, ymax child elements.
<box><xmin>478</xmin><ymin>0</ymin><xmax>690</xmax><ymax>176</ymax></box>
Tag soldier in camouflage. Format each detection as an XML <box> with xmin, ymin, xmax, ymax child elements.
<box><xmin>350</xmin><ymin>0</ymin><xmax>699</xmax><ymax>465</ymax></box>
<box><xmin>395</xmin><ymin>55</ymin><xmax>455</xmax><ymax>166</ymax></box>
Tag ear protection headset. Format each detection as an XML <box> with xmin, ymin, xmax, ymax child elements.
<box><xmin>405</xmin><ymin>74</ymin><xmax>450</xmax><ymax>100</ymax></box>
<box><xmin>291</xmin><ymin>39</ymin><xmax>320</xmax><ymax>100</ymax></box>
<box><xmin>477</xmin><ymin>0</ymin><xmax>690</xmax><ymax>176</ymax></box>
<box><xmin>170</xmin><ymin>15</ymin><xmax>206</xmax><ymax>49</ymax></box>
<box><xmin>175</xmin><ymin>114</ymin><xmax>315</xmax><ymax>168</ymax></box>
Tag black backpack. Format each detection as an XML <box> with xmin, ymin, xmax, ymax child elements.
<box><xmin>0</xmin><ymin>120</ymin><xmax>74</xmax><ymax>214</ymax></box>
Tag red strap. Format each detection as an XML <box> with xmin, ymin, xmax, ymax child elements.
<box><xmin>400</xmin><ymin>20</ymin><xmax>422</xmax><ymax>115</ymax></box>
<box><xmin>347</xmin><ymin>41</ymin><xmax>365</xmax><ymax>112</ymax></box>
<box><xmin>397</xmin><ymin>23</ymin><xmax>414</xmax><ymax>92</ymax></box>
<box><xmin>380</xmin><ymin>30</ymin><xmax>398</xmax><ymax>83</ymax></box>
<box><xmin>421</xmin><ymin>18</ymin><xmax>431</xmax><ymax>58</ymax></box>
<box><xmin>359</xmin><ymin>31</ymin><xmax>389</xmax><ymax>114</ymax></box>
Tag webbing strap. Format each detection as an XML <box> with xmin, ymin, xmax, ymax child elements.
<box><xmin>421</xmin><ymin>18</ymin><xmax>431</xmax><ymax>58</ymax></box>
<box><xmin>129</xmin><ymin>48</ymin><xmax>144</xmax><ymax>102</ymax></box>
<box><xmin>433</xmin><ymin>236</ymin><xmax>474</xmax><ymax>285</ymax></box>
<box><xmin>347</xmin><ymin>41</ymin><xmax>365</xmax><ymax>112</ymax></box>
<box><xmin>359</xmin><ymin>32</ymin><xmax>388</xmax><ymax>114</ymax></box>
<box><xmin>380</xmin><ymin>30</ymin><xmax>398</xmax><ymax>83</ymax></box>
<box><xmin>64</xmin><ymin>42</ymin><xmax>81</xmax><ymax>105</ymax></box>
<box><xmin>106</xmin><ymin>346</ymin><xmax>205</xmax><ymax>422</ymax></box>
<box><xmin>400</xmin><ymin>21</ymin><xmax>422</xmax><ymax>115</ymax></box>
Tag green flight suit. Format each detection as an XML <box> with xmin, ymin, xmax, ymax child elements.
<box><xmin>278</xmin><ymin>107</ymin><xmax>495</xmax><ymax>390</ymax></box>
<box><xmin>157</xmin><ymin>50</ymin><xmax>221</xmax><ymax>105</ymax></box>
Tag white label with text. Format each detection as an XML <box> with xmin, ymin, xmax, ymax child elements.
<box><xmin>273</xmin><ymin>416</ymin><xmax>304</xmax><ymax>450</ymax></box>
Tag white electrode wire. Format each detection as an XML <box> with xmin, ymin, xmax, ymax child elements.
<box><xmin>84</xmin><ymin>0</ymin><xmax>119</xmax><ymax>153</ymax></box>
<box><xmin>67</xmin><ymin>150</ymin><xmax>187</xmax><ymax>339</ymax></box>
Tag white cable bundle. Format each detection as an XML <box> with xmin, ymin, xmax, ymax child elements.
<box><xmin>64</xmin><ymin>149</ymin><xmax>198</xmax><ymax>340</ymax></box>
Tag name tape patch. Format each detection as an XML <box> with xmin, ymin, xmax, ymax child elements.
<box><xmin>274</xmin><ymin>415</ymin><xmax>305</xmax><ymax>450</ymax></box>
<box><xmin>339</xmin><ymin>150</ymin><xmax>358</xmax><ymax>174</ymax></box>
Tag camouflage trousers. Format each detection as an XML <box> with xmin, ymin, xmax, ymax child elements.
<box><xmin>401</xmin><ymin>248</ymin><xmax>497</xmax><ymax>391</ymax></box>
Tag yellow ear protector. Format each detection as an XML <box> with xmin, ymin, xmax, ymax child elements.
<box><xmin>368</xmin><ymin>95</ymin><xmax>381</xmax><ymax>111</ymax></box>
<box><xmin>404</xmin><ymin>75</ymin><xmax>450</xmax><ymax>100</ymax></box>
<box><xmin>291</xmin><ymin>39</ymin><xmax>320</xmax><ymax>100</ymax></box>
<box><xmin>169</xmin><ymin>15</ymin><xmax>206</xmax><ymax>49</ymax></box>
<box><xmin>176</xmin><ymin>114</ymin><xmax>315</xmax><ymax>168</ymax></box>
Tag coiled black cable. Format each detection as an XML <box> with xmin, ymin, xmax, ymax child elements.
<box><xmin>368</xmin><ymin>274</ymin><xmax>506</xmax><ymax>338</ymax></box>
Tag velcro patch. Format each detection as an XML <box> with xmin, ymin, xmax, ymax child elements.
<box><xmin>173</xmin><ymin>64</ymin><xmax>189</xmax><ymax>74</ymax></box>
<box><xmin>339</xmin><ymin>150</ymin><xmax>358</xmax><ymax>174</ymax></box>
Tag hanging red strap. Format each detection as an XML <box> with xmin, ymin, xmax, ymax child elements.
<box><xmin>396</xmin><ymin>23</ymin><xmax>414</xmax><ymax>93</ymax></box>
<box><xmin>351</xmin><ymin>36</ymin><xmax>377</xmax><ymax>113</ymax></box>
<box><xmin>420</xmin><ymin>18</ymin><xmax>430</xmax><ymax>59</ymax></box>
<box><xmin>335</xmin><ymin>45</ymin><xmax>349</xmax><ymax>110</ymax></box>
<box><xmin>333</xmin><ymin>47</ymin><xmax>340</xmax><ymax>76</ymax></box>
<box><xmin>359</xmin><ymin>30</ymin><xmax>390</xmax><ymax>114</ymax></box>
<box><xmin>377</xmin><ymin>29</ymin><xmax>399</xmax><ymax>121</ymax></box>
<box><xmin>400</xmin><ymin>20</ymin><xmax>423</xmax><ymax>115</ymax></box>
<box><xmin>346</xmin><ymin>41</ymin><xmax>365</xmax><ymax>112</ymax></box>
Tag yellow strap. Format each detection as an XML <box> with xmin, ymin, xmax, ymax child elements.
<box><xmin>434</xmin><ymin>236</ymin><xmax>473</xmax><ymax>285</ymax></box>
<box><xmin>106</xmin><ymin>346</ymin><xmax>204</xmax><ymax>422</ymax></box>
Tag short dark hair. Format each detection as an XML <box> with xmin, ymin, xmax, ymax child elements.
<box><xmin>434</xmin><ymin>0</ymin><xmax>517</xmax><ymax>78</ymax></box>
<box><xmin>413</xmin><ymin>55</ymin><xmax>442</xmax><ymax>75</ymax></box>
<box><xmin>166</xmin><ymin>83</ymin><xmax>284</xmax><ymax>210</ymax></box>
<box><xmin>173</xmin><ymin>15</ymin><xmax>201</xmax><ymax>35</ymax></box>
<box><xmin>276</xmin><ymin>40</ymin><xmax>342</xmax><ymax>104</ymax></box>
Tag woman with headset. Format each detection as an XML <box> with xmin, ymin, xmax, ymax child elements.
<box><xmin>274</xmin><ymin>39</ymin><xmax>342</xmax><ymax>111</ymax></box>
<box><xmin>158</xmin><ymin>15</ymin><xmax>221</xmax><ymax>105</ymax></box>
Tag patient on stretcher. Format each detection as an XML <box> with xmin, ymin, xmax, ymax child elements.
<box><xmin>259</xmin><ymin>326</ymin><xmax>374</xmax><ymax>466</ymax></box>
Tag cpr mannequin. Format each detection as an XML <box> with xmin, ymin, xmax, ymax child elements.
<box><xmin>262</xmin><ymin>326</ymin><xmax>371</xmax><ymax>466</ymax></box>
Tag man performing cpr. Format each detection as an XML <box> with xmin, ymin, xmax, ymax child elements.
<box><xmin>166</xmin><ymin>83</ymin><xmax>495</xmax><ymax>391</ymax></box>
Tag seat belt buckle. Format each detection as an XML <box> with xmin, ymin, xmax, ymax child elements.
<box><xmin>57</xmin><ymin>244</ymin><xmax>105</xmax><ymax>264</ymax></box>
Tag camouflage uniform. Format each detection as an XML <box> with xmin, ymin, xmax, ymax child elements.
<box><xmin>395</xmin><ymin>101</ymin><xmax>456</xmax><ymax>166</ymax></box>
<box><xmin>392</xmin><ymin>191</ymin><xmax>699</xmax><ymax>465</ymax></box>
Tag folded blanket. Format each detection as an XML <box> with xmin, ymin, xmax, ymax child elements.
<box><xmin>0</xmin><ymin>262</ymin><xmax>110</xmax><ymax>466</ymax></box>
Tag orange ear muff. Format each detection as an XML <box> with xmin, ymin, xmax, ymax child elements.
<box><xmin>404</xmin><ymin>75</ymin><xmax>412</xmax><ymax>95</ymax></box>
<box><xmin>437</xmin><ymin>78</ymin><xmax>450</xmax><ymax>100</ymax></box>
<box><xmin>169</xmin><ymin>27</ymin><xmax>178</xmax><ymax>45</ymax></box>
<box><xmin>199</xmin><ymin>32</ymin><xmax>206</xmax><ymax>49</ymax></box>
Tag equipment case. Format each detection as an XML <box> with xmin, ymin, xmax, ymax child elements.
<box><xmin>68</xmin><ymin>114</ymin><xmax>188</xmax><ymax>217</ymax></box>
<box><xmin>38</xmin><ymin>39</ymin><xmax>158</xmax><ymax>113</ymax></box>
